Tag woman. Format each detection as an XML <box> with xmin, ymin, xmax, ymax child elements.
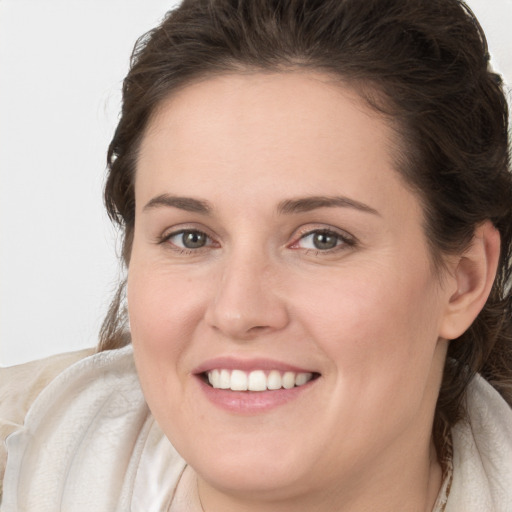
<box><xmin>1</xmin><ymin>0</ymin><xmax>511</xmax><ymax>510</ymax></box>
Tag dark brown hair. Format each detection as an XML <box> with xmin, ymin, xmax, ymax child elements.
<box><xmin>100</xmin><ymin>0</ymin><xmax>512</xmax><ymax>465</ymax></box>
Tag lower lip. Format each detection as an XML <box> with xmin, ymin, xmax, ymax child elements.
<box><xmin>197</xmin><ymin>377</ymin><xmax>317</xmax><ymax>414</ymax></box>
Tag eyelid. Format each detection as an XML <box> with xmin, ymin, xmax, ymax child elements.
<box><xmin>158</xmin><ymin>225</ymin><xmax>219</xmax><ymax>251</ymax></box>
<box><xmin>288</xmin><ymin>225</ymin><xmax>357</xmax><ymax>251</ymax></box>
<box><xmin>156</xmin><ymin>223</ymin><xmax>356</xmax><ymax>253</ymax></box>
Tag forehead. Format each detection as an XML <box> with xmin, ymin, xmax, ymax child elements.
<box><xmin>136</xmin><ymin>71</ymin><xmax>416</xmax><ymax>218</ymax></box>
<box><xmin>142</xmin><ymin>71</ymin><xmax>393</xmax><ymax>153</ymax></box>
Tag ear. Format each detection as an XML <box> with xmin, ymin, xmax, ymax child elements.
<box><xmin>439</xmin><ymin>221</ymin><xmax>501</xmax><ymax>340</ymax></box>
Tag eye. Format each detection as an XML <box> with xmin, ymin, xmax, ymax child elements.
<box><xmin>162</xmin><ymin>229</ymin><xmax>214</xmax><ymax>250</ymax></box>
<box><xmin>292</xmin><ymin>229</ymin><xmax>355</xmax><ymax>251</ymax></box>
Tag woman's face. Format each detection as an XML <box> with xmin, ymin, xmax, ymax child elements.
<box><xmin>128</xmin><ymin>72</ymin><xmax>454</xmax><ymax>503</ymax></box>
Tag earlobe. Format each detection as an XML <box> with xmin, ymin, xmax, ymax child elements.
<box><xmin>439</xmin><ymin>221</ymin><xmax>501</xmax><ymax>340</ymax></box>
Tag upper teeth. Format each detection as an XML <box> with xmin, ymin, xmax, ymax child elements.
<box><xmin>207</xmin><ymin>369</ymin><xmax>313</xmax><ymax>391</ymax></box>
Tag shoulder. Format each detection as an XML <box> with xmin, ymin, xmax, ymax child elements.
<box><xmin>447</xmin><ymin>375</ymin><xmax>512</xmax><ymax>511</ymax></box>
<box><xmin>0</xmin><ymin>348</ymin><xmax>97</xmax><ymax>430</ymax></box>
<box><xmin>1</xmin><ymin>345</ymin><xmax>183</xmax><ymax>511</ymax></box>
<box><xmin>0</xmin><ymin>348</ymin><xmax>95</xmax><ymax>499</ymax></box>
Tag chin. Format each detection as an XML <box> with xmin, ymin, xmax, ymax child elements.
<box><xmin>197</xmin><ymin>456</ymin><xmax>311</xmax><ymax>500</ymax></box>
<box><xmin>180</xmin><ymin>431</ymin><xmax>312</xmax><ymax>495</ymax></box>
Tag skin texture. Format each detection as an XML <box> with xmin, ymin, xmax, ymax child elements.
<box><xmin>127</xmin><ymin>72</ymin><xmax>499</xmax><ymax>511</ymax></box>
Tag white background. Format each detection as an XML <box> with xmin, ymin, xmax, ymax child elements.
<box><xmin>1</xmin><ymin>0</ymin><xmax>511</xmax><ymax>366</ymax></box>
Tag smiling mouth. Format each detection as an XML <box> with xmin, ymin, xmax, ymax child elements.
<box><xmin>202</xmin><ymin>369</ymin><xmax>319</xmax><ymax>392</ymax></box>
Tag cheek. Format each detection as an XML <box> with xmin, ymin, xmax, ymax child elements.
<box><xmin>126</xmin><ymin>264</ymin><xmax>207</xmax><ymax>428</ymax></box>
<box><xmin>297</xmin><ymin>270</ymin><xmax>446</xmax><ymax>455</ymax></box>
<box><xmin>126</xmin><ymin>262</ymin><xmax>207</xmax><ymax>412</ymax></box>
<box><xmin>297</xmin><ymin>263</ymin><xmax>444</xmax><ymax>385</ymax></box>
<box><xmin>127</xmin><ymin>262</ymin><xmax>204</xmax><ymax>353</ymax></box>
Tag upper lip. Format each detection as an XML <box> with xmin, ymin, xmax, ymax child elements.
<box><xmin>193</xmin><ymin>356</ymin><xmax>317</xmax><ymax>375</ymax></box>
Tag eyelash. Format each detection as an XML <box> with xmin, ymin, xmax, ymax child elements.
<box><xmin>158</xmin><ymin>227</ymin><xmax>356</xmax><ymax>255</ymax></box>
<box><xmin>290</xmin><ymin>228</ymin><xmax>356</xmax><ymax>254</ymax></box>
<box><xmin>158</xmin><ymin>229</ymin><xmax>217</xmax><ymax>254</ymax></box>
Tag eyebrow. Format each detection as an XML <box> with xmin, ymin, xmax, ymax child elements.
<box><xmin>277</xmin><ymin>196</ymin><xmax>380</xmax><ymax>216</ymax></box>
<box><xmin>142</xmin><ymin>193</ymin><xmax>379</xmax><ymax>216</ymax></box>
<box><xmin>143</xmin><ymin>194</ymin><xmax>212</xmax><ymax>214</ymax></box>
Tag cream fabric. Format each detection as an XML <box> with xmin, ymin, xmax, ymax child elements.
<box><xmin>0</xmin><ymin>348</ymin><xmax>95</xmax><ymax>488</ymax></box>
<box><xmin>1</xmin><ymin>346</ymin><xmax>511</xmax><ymax>511</ymax></box>
<box><xmin>446</xmin><ymin>376</ymin><xmax>512</xmax><ymax>511</ymax></box>
<box><xmin>1</xmin><ymin>346</ymin><xmax>185</xmax><ymax>512</ymax></box>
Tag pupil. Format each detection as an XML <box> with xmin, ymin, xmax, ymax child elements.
<box><xmin>313</xmin><ymin>232</ymin><xmax>337</xmax><ymax>250</ymax></box>
<box><xmin>183</xmin><ymin>231</ymin><xmax>206</xmax><ymax>249</ymax></box>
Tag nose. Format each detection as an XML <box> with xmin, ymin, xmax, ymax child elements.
<box><xmin>204</xmin><ymin>254</ymin><xmax>290</xmax><ymax>341</ymax></box>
